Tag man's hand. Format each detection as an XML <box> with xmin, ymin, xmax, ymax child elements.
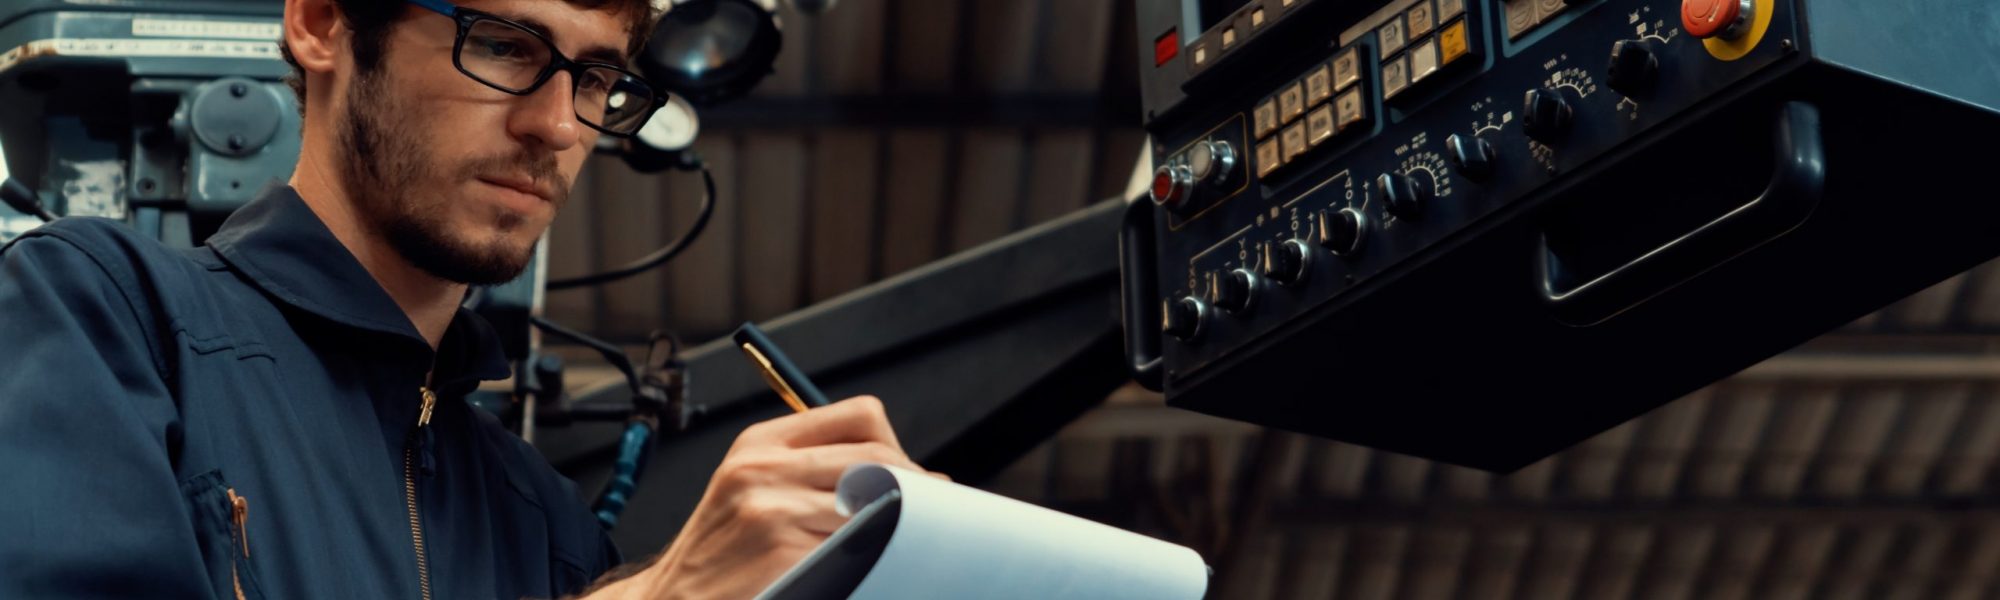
<box><xmin>613</xmin><ymin>395</ymin><xmax>939</xmax><ymax>599</ymax></box>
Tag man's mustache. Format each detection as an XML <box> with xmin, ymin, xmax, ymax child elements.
<box><xmin>463</xmin><ymin>153</ymin><xmax>570</xmax><ymax>207</ymax></box>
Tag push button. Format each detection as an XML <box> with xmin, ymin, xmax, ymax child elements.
<box><xmin>1682</xmin><ymin>0</ymin><xmax>1750</xmax><ymax>39</ymax></box>
<box><xmin>1187</xmin><ymin>140</ymin><xmax>1237</xmax><ymax>187</ymax></box>
<box><xmin>1255</xmin><ymin>139</ymin><xmax>1282</xmax><ymax>178</ymax></box>
<box><xmin>1254</xmin><ymin>99</ymin><xmax>1278</xmax><ymax>139</ymax></box>
<box><xmin>1150</xmin><ymin>164</ymin><xmax>1192</xmax><ymax>209</ymax></box>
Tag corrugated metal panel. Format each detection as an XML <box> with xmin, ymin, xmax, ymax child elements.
<box><xmin>542</xmin><ymin>0</ymin><xmax>1144</xmax><ymax>344</ymax></box>
<box><xmin>992</xmin><ymin>367</ymin><xmax>2000</xmax><ymax>598</ymax></box>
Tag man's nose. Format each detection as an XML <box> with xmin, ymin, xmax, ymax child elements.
<box><xmin>508</xmin><ymin>71</ymin><xmax>583</xmax><ymax>152</ymax></box>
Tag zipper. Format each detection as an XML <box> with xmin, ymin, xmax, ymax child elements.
<box><xmin>405</xmin><ymin>386</ymin><xmax>438</xmax><ymax>600</ymax></box>
<box><xmin>227</xmin><ymin>488</ymin><xmax>250</xmax><ymax>600</ymax></box>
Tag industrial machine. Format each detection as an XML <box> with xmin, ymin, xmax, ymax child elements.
<box><xmin>0</xmin><ymin>0</ymin><xmax>295</xmax><ymax>246</ymax></box>
<box><xmin>1120</xmin><ymin>0</ymin><xmax>2000</xmax><ymax>470</ymax></box>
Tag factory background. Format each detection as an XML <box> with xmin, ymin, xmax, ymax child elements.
<box><xmin>538</xmin><ymin>1</ymin><xmax>2000</xmax><ymax>597</ymax></box>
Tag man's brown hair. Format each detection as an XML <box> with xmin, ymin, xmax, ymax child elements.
<box><xmin>280</xmin><ymin>0</ymin><xmax>656</xmax><ymax>115</ymax></box>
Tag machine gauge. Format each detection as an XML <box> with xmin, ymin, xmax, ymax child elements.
<box><xmin>637</xmin><ymin>94</ymin><xmax>701</xmax><ymax>152</ymax></box>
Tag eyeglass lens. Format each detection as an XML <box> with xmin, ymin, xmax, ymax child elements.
<box><xmin>459</xmin><ymin>18</ymin><xmax>654</xmax><ymax>134</ymax></box>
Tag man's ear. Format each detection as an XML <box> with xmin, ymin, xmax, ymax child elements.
<box><xmin>283</xmin><ymin>0</ymin><xmax>345</xmax><ymax>78</ymax></box>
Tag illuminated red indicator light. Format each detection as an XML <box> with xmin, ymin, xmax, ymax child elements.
<box><xmin>1155</xmin><ymin>29</ymin><xmax>1180</xmax><ymax>66</ymax></box>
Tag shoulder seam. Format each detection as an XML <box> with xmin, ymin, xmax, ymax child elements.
<box><xmin>7</xmin><ymin>227</ymin><xmax>173</xmax><ymax>377</ymax></box>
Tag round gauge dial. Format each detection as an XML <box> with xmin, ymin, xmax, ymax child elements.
<box><xmin>637</xmin><ymin>94</ymin><xmax>700</xmax><ymax>152</ymax></box>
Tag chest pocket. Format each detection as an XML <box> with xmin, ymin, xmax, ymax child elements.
<box><xmin>181</xmin><ymin>470</ymin><xmax>268</xmax><ymax>600</ymax></box>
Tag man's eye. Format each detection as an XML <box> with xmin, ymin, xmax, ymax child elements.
<box><xmin>580</xmin><ymin>73</ymin><xmax>615</xmax><ymax>92</ymax></box>
<box><xmin>470</xmin><ymin>36</ymin><xmax>531</xmax><ymax>60</ymax></box>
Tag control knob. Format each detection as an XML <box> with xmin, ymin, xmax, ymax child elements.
<box><xmin>1377</xmin><ymin>172</ymin><xmax>1431</xmax><ymax>219</ymax></box>
<box><xmin>1262</xmin><ymin>239</ymin><xmax>1312</xmax><ymax>285</ymax></box>
<box><xmin>1162</xmin><ymin>296</ymin><xmax>1207</xmax><ymax>341</ymax></box>
<box><xmin>1522</xmin><ymin>88</ymin><xmax>1574</xmax><ymax>143</ymax></box>
<box><xmin>1216</xmin><ymin>268</ymin><xmax>1260</xmax><ymax>314</ymax></box>
<box><xmin>1318</xmin><ymin>208</ymin><xmax>1367</xmax><ymax>256</ymax></box>
<box><xmin>1607</xmin><ymin>39</ymin><xmax>1660</xmax><ymax>96</ymax></box>
<box><xmin>1445</xmin><ymin>134</ymin><xmax>1495</xmax><ymax>181</ymax></box>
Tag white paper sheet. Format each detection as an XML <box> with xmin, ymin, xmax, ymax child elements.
<box><xmin>762</xmin><ymin>463</ymin><xmax>1209</xmax><ymax>600</ymax></box>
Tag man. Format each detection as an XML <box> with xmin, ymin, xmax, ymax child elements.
<box><xmin>0</xmin><ymin>0</ymin><xmax>931</xmax><ymax>597</ymax></box>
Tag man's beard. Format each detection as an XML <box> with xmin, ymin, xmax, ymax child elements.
<box><xmin>336</xmin><ymin>69</ymin><xmax>569</xmax><ymax>285</ymax></box>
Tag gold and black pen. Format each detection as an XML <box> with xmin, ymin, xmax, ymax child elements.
<box><xmin>733</xmin><ymin>322</ymin><xmax>831</xmax><ymax>413</ymax></box>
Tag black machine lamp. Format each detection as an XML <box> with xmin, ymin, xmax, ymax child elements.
<box><xmin>637</xmin><ymin>0</ymin><xmax>785</xmax><ymax>107</ymax></box>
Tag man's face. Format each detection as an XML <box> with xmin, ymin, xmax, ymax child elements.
<box><xmin>338</xmin><ymin>0</ymin><xmax>633</xmax><ymax>285</ymax></box>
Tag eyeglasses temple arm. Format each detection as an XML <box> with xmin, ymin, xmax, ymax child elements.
<box><xmin>405</xmin><ymin>0</ymin><xmax>459</xmax><ymax>17</ymax></box>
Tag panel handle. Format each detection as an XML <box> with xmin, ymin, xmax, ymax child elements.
<box><xmin>1119</xmin><ymin>198</ymin><xmax>1165</xmax><ymax>390</ymax></box>
<box><xmin>1537</xmin><ymin>101</ymin><xmax>1827</xmax><ymax>325</ymax></box>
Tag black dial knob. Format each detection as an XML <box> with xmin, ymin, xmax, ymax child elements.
<box><xmin>1216</xmin><ymin>268</ymin><xmax>1259</xmax><ymax>313</ymax></box>
<box><xmin>1162</xmin><ymin>296</ymin><xmax>1206</xmax><ymax>341</ymax></box>
<box><xmin>1263</xmin><ymin>239</ymin><xmax>1312</xmax><ymax>285</ymax></box>
<box><xmin>1318</xmin><ymin>208</ymin><xmax>1367</xmax><ymax>256</ymax></box>
<box><xmin>1377</xmin><ymin>172</ymin><xmax>1431</xmax><ymax>219</ymax></box>
<box><xmin>1523</xmin><ymin>88</ymin><xmax>1574</xmax><ymax>143</ymax></box>
<box><xmin>1446</xmin><ymin>133</ymin><xmax>1496</xmax><ymax>181</ymax></box>
<box><xmin>1607</xmin><ymin>39</ymin><xmax>1660</xmax><ymax>97</ymax></box>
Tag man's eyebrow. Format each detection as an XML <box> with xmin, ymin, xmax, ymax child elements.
<box><xmin>503</xmin><ymin>13</ymin><xmax>630</xmax><ymax>65</ymax></box>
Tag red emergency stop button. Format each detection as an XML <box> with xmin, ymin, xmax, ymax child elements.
<box><xmin>1151</xmin><ymin>164</ymin><xmax>1192</xmax><ymax>209</ymax></box>
<box><xmin>1682</xmin><ymin>0</ymin><xmax>1749</xmax><ymax>39</ymax></box>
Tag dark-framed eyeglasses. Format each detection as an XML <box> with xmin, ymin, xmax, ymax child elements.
<box><xmin>406</xmin><ymin>0</ymin><xmax>664</xmax><ymax>137</ymax></box>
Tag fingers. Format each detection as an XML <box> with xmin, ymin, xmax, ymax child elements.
<box><xmin>754</xmin><ymin>395</ymin><xmax>908</xmax><ymax>452</ymax></box>
<box><xmin>783</xmin><ymin>442</ymin><xmax>928</xmax><ymax>490</ymax></box>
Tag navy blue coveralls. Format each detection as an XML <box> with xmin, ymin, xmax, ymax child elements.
<box><xmin>0</xmin><ymin>184</ymin><xmax>620</xmax><ymax>598</ymax></box>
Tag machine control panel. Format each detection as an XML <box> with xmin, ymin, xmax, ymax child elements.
<box><xmin>1129</xmin><ymin>0</ymin><xmax>1794</xmax><ymax>382</ymax></box>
